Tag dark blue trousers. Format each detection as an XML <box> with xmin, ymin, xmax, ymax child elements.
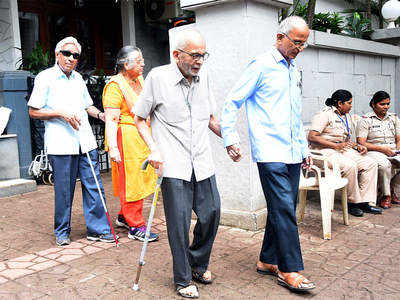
<box><xmin>48</xmin><ymin>149</ymin><xmax>111</xmax><ymax>239</ymax></box>
<box><xmin>257</xmin><ymin>162</ymin><xmax>304</xmax><ymax>272</ymax></box>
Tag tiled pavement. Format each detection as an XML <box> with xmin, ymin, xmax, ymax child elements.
<box><xmin>1</xmin><ymin>172</ymin><xmax>400</xmax><ymax>299</ymax></box>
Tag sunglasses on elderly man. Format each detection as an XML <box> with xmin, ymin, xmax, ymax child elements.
<box><xmin>60</xmin><ymin>50</ymin><xmax>80</xmax><ymax>59</ymax></box>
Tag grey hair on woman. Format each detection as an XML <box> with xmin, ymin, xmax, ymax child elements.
<box><xmin>278</xmin><ymin>16</ymin><xmax>308</xmax><ymax>35</ymax></box>
<box><xmin>115</xmin><ymin>46</ymin><xmax>142</xmax><ymax>73</ymax></box>
<box><xmin>55</xmin><ymin>36</ymin><xmax>82</xmax><ymax>55</ymax></box>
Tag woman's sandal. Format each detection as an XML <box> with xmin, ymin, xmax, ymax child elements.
<box><xmin>256</xmin><ymin>264</ymin><xmax>278</xmax><ymax>277</ymax></box>
<box><xmin>176</xmin><ymin>284</ymin><xmax>199</xmax><ymax>299</ymax></box>
<box><xmin>277</xmin><ymin>272</ymin><xmax>316</xmax><ymax>292</ymax></box>
<box><xmin>192</xmin><ymin>270</ymin><xmax>213</xmax><ymax>284</ymax></box>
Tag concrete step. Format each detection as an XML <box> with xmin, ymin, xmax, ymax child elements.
<box><xmin>0</xmin><ymin>178</ymin><xmax>37</xmax><ymax>198</ymax></box>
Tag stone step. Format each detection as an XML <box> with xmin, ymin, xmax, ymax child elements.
<box><xmin>0</xmin><ymin>179</ymin><xmax>37</xmax><ymax>198</ymax></box>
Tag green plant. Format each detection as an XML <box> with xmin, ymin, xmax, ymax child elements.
<box><xmin>312</xmin><ymin>12</ymin><xmax>332</xmax><ymax>32</ymax></box>
<box><xmin>293</xmin><ymin>1</ymin><xmax>308</xmax><ymax>19</ymax></box>
<box><xmin>343</xmin><ymin>12</ymin><xmax>373</xmax><ymax>38</ymax></box>
<box><xmin>328</xmin><ymin>13</ymin><xmax>345</xmax><ymax>34</ymax></box>
<box><xmin>17</xmin><ymin>43</ymin><xmax>53</xmax><ymax>75</ymax></box>
<box><xmin>291</xmin><ymin>2</ymin><xmax>344</xmax><ymax>34</ymax></box>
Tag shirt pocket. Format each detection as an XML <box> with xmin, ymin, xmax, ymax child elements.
<box><xmin>157</xmin><ymin>97</ymin><xmax>189</xmax><ymax>124</ymax></box>
<box><xmin>192</xmin><ymin>97</ymin><xmax>210</xmax><ymax>121</ymax></box>
<box><xmin>387</xmin><ymin>122</ymin><xmax>395</xmax><ymax>135</ymax></box>
<box><xmin>370</xmin><ymin>124</ymin><xmax>382</xmax><ymax>132</ymax></box>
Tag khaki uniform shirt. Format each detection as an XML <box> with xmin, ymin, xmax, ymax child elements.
<box><xmin>310</xmin><ymin>106</ymin><xmax>358</xmax><ymax>149</ymax></box>
<box><xmin>134</xmin><ymin>63</ymin><xmax>217</xmax><ymax>182</ymax></box>
<box><xmin>357</xmin><ymin>112</ymin><xmax>400</xmax><ymax>149</ymax></box>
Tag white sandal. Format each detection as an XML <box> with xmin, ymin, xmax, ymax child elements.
<box><xmin>176</xmin><ymin>284</ymin><xmax>199</xmax><ymax>298</ymax></box>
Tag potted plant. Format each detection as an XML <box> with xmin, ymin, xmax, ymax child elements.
<box><xmin>344</xmin><ymin>12</ymin><xmax>373</xmax><ymax>38</ymax></box>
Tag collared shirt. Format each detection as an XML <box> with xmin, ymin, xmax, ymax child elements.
<box><xmin>134</xmin><ymin>62</ymin><xmax>217</xmax><ymax>182</ymax></box>
<box><xmin>310</xmin><ymin>106</ymin><xmax>358</xmax><ymax>149</ymax></box>
<box><xmin>220</xmin><ymin>48</ymin><xmax>309</xmax><ymax>163</ymax></box>
<box><xmin>357</xmin><ymin>111</ymin><xmax>400</xmax><ymax>148</ymax></box>
<box><xmin>27</xmin><ymin>65</ymin><xmax>97</xmax><ymax>155</ymax></box>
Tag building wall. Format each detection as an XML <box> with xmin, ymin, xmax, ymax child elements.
<box><xmin>315</xmin><ymin>0</ymin><xmax>354</xmax><ymax>13</ymax></box>
<box><xmin>296</xmin><ymin>31</ymin><xmax>399</xmax><ymax>125</ymax></box>
<box><xmin>0</xmin><ymin>0</ymin><xmax>21</xmax><ymax>71</ymax></box>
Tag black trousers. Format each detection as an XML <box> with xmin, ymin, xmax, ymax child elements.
<box><xmin>161</xmin><ymin>173</ymin><xmax>221</xmax><ymax>287</ymax></box>
<box><xmin>257</xmin><ymin>162</ymin><xmax>304</xmax><ymax>272</ymax></box>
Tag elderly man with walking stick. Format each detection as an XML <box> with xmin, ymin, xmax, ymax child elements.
<box><xmin>28</xmin><ymin>36</ymin><xmax>118</xmax><ymax>247</ymax></box>
<box><xmin>134</xmin><ymin>28</ymin><xmax>221</xmax><ymax>298</ymax></box>
<box><xmin>220</xmin><ymin>16</ymin><xmax>316</xmax><ymax>292</ymax></box>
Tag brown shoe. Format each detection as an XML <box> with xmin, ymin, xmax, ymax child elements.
<box><xmin>391</xmin><ymin>193</ymin><xmax>400</xmax><ymax>204</ymax></box>
<box><xmin>380</xmin><ymin>196</ymin><xmax>392</xmax><ymax>209</ymax></box>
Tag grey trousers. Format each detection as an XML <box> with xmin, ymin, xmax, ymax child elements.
<box><xmin>161</xmin><ymin>173</ymin><xmax>221</xmax><ymax>287</ymax></box>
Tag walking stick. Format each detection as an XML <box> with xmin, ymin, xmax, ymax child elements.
<box><xmin>85</xmin><ymin>151</ymin><xmax>119</xmax><ymax>248</ymax></box>
<box><xmin>132</xmin><ymin>159</ymin><xmax>163</xmax><ymax>291</ymax></box>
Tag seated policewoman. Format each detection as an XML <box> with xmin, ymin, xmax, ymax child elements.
<box><xmin>308</xmin><ymin>89</ymin><xmax>382</xmax><ymax>217</ymax></box>
<box><xmin>356</xmin><ymin>91</ymin><xmax>400</xmax><ymax>209</ymax></box>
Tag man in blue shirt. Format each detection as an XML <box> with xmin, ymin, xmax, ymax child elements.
<box><xmin>220</xmin><ymin>16</ymin><xmax>315</xmax><ymax>292</ymax></box>
<box><xmin>28</xmin><ymin>37</ymin><xmax>116</xmax><ymax>246</ymax></box>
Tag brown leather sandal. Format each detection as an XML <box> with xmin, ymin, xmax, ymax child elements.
<box><xmin>277</xmin><ymin>272</ymin><xmax>315</xmax><ymax>292</ymax></box>
<box><xmin>380</xmin><ymin>196</ymin><xmax>392</xmax><ymax>209</ymax></box>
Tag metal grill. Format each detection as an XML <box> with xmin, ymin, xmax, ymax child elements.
<box><xmin>91</xmin><ymin>124</ymin><xmax>110</xmax><ymax>172</ymax></box>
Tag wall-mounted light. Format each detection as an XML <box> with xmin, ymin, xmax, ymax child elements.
<box><xmin>382</xmin><ymin>0</ymin><xmax>400</xmax><ymax>29</ymax></box>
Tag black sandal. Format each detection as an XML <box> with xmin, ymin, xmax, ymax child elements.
<box><xmin>192</xmin><ymin>270</ymin><xmax>213</xmax><ymax>284</ymax></box>
<box><xmin>176</xmin><ymin>284</ymin><xmax>199</xmax><ymax>298</ymax></box>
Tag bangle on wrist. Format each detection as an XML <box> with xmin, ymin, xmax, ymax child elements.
<box><xmin>97</xmin><ymin>112</ymin><xmax>102</xmax><ymax>119</ymax></box>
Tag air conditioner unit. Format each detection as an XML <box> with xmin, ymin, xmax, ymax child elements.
<box><xmin>145</xmin><ymin>0</ymin><xmax>181</xmax><ymax>23</ymax></box>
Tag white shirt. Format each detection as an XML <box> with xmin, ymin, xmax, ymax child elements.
<box><xmin>28</xmin><ymin>65</ymin><xmax>97</xmax><ymax>155</ymax></box>
<box><xmin>135</xmin><ymin>63</ymin><xmax>217</xmax><ymax>182</ymax></box>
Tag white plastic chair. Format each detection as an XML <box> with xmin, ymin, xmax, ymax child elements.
<box><xmin>298</xmin><ymin>150</ymin><xmax>349</xmax><ymax>240</ymax></box>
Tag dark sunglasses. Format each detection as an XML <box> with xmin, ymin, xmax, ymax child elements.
<box><xmin>60</xmin><ymin>50</ymin><xmax>80</xmax><ymax>59</ymax></box>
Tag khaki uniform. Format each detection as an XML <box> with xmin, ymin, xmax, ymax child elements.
<box><xmin>357</xmin><ymin>112</ymin><xmax>400</xmax><ymax>196</ymax></box>
<box><xmin>310</xmin><ymin>106</ymin><xmax>378</xmax><ymax>205</ymax></box>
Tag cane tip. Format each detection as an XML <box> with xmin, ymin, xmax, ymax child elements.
<box><xmin>132</xmin><ymin>284</ymin><xmax>139</xmax><ymax>291</ymax></box>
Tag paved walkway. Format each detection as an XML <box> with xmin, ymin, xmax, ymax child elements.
<box><xmin>0</xmin><ymin>172</ymin><xmax>400</xmax><ymax>299</ymax></box>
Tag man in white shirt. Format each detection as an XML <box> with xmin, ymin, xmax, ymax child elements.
<box><xmin>28</xmin><ymin>37</ymin><xmax>115</xmax><ymax>246</ymax></box>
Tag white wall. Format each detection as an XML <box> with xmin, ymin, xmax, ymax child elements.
<box><xmin>297</xmin><ymin>31</ymin><xmax>398</xmax><ymax>124</ymax></box>
<box><xmin>0</xmin><ymin>0</ymin><xmax>22</xmax><ymax>71</ymax></box>
<box><xmin>315</xmin><ymin>0</ymin><xmax>354</xmax><ymax>13</ymax></box>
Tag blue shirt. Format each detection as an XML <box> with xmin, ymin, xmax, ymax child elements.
<box><xmin>28</xmin><ymin>65</ymin><xmax>97</xmax><ymax>155</ymax></box>
<box><xmin>220</xmin><ymin>48</ymin><xmax>309</xmax><ymax>163</ymax></box>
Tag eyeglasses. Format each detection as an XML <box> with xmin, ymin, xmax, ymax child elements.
<box><xmin>282</xmin><ymin>33</ymin><xmax>308</xmax><ymax>49</ymax></box>
<box><xmin>60</xmin><ymin>50</ymin><xmax>80</xmax><ymax>59</ymax></box>
<box><xmin>128</xmin><ymin>58</ymin><xmax>144</xmax><ymax>65</ymax></box>
<box><xmin>178</xmin><ymin>49</ymin><xmax>209</xmax><ymax>61</ymax></box>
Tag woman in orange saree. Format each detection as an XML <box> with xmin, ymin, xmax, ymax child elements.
<box><xmin>103</xmin><ymin>46</ymin><xmax>158</xmax><ymax>242</ymax></box>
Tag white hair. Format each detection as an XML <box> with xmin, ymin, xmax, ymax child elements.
<box><xmin>174</xmin><ymin>28</ymin><xmax>204</xmax><ymax>50</ymax></box>
<box><xmin>54</xmin><ymin>36</ymin><xmax>82</xmax><ymax>54</ymax></box>
<box><xmin>278</xmin><ymin>16</ymin><xmax>308</xmax><ymax>35</ymax></box>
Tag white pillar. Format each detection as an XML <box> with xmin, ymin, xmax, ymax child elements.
<box><xmin>0</xmin><ymin>0</ymin><xmax>22</xmax><ymax>70</ymax></box>
<box><xmin>175</xmin><ymin>0</ymin><xmax>293</xmax><ymax>230</ymax></box>
<box><xmin>121</xmin><ymin>0</ymin><xmax>136</xmax><ymax>46</ymax></box>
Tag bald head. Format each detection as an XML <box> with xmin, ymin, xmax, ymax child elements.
<box><xmin>174</xmin><ymin>29</ymin><xmax>205</xmax><ymax>51</ymax></box>
<box><xmin>278</xmin><ymin>16</ymin><xmax>309</xmax><ymax>35</ymax></box>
